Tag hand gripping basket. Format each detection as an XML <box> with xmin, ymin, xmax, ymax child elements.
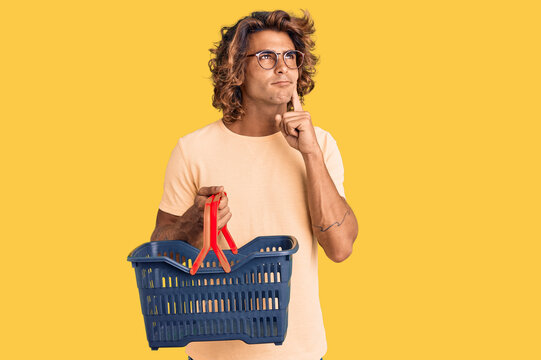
<box><xmin>127</xmin><ymin>193</ymin><xmax>299</xmax><ymax>350</ymax></box>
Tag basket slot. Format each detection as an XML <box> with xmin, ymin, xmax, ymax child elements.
<box><xmin>151</xmin><ymin>321</ymin><xmax>157</xmax><ymax>341</ymax></box>
<box><xmin>261</xmin><ymin>317</ymin><xmax>267</xmax><ymax>337</ymax></box>
<box><xmin>150</xmin><ymin>295</ymin><xmax>158</xmax><ymax>315</ymax></box>
<box><xmin>179</xmin><ymin>321</ymin><xmax>185</xmax><ymax>338</ymax></box>
<box><xmin>255</xmin><ymin>318</ymin><xmax>261</xmax><ymax>338</ymax></box>
<box><xmin>200</xmin><ymin>320</ymin><xmax>206</xmax><ymax>335</ymax></box>
<box><xmin>268</xmin><ymin>317</ymin><xmax>273</xmax><ymax>337</ymax></box>
<box><xmin>268</xmin><ymin>290</ymin><xmax>274</xmax><ymax>310</ymax></box>
<box><xmin>246</xmin><ymin>291</ymin><xmax>251</xmax><ymax>312</ymax></box>
<box><xmin>239</xmin><ymin>318</ymin><xmax>245</xmax><ymax>335</ymax></box>
<box><xmin>140</xmin><ymin>268</ymin><xmax>147</xmax><ymax>288</ymax></box>
<box><xmin>166</xmin><ymin>321</ymin><xmax>172</xmax><ymax>341</ymax></box>
<box><xmin>180</xmin><ymin>294</ymin><xmax>186</xmax><ymax>314</ymax></box>
<box><xmin>234</xmin><ymin>292</ymin><xmax>239</xmax><ymax>312</ymax></box>
<box><xmin>160</xmin><ymin>294</ymin><xmax>167</xmax><ymax>315</ymax></box>
<box><xmin>219</xmin><ymin>293</ymin><xmax>224</xmax><ymax>312</ymax></box>
<box><xmin>263</xmin><ymin>263</ymin><xmax>269</xmax><ymax>283</ymax></box>
<box><xmin>154</xmin><ymin>268</ymin><xmax>161</xmax><ymax>288</ymax></box>
<box><xmin>239</xmin><ymin>292</ymin><xmax>244</xmax><ymax>312</ymax></box>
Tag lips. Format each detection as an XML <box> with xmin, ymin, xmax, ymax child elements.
<box><xmin>271</xmin><ymin>80</ymin><xmax>292</xmax><ymax>85</ymax></box>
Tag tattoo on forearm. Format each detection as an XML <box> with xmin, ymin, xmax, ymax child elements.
<box><xmin>313</xmin><ymin>208</ymin><xmax>350</xmax><ymax>232</ymax></box>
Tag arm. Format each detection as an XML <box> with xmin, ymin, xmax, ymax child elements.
<box><xmin>276</xmin><ymin>90</ymin><xmax>358</xmax><ymax>262</ymax></box>
<box><xmin>150</xmin><ymin>207</ymin><xmax>203</xmax><ymax>247</ymax></box>
<box><xmin>151</xmin><ymin>186</ymin><xmax>232</xmax><ymax>249</ymax></box>
<box><xmin>302</xmin><ymin>150</ymin><xmax>358</xmax><ymax>262</ymax></box>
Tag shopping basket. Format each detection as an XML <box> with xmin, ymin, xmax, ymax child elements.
<box><xmin>127</xmin><ymin>193</ymin><xmax>299</xmax><ymax>350</ymax></box>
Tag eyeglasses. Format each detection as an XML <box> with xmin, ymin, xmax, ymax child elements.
<box><xmin>246</xmin><ymin>49</ymin><xmax>304</xmax><ymax>70</ymax></box>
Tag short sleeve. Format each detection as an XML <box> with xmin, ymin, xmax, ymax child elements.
<box><xmin>158</xmin><ymin>140</ymin><xmax>198</xmax><ymax>216</ymax></box>
<box><xmin>322</xmin><ymin>133</ymin><xmax>346</xmax><ymax>198</ymax></box>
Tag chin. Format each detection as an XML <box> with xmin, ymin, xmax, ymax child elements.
<box><xmin>269</xmin><ymin>94</ymin><xmax>291</xmax><ymax>104</ymax></box>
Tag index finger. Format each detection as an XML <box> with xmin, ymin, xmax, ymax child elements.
<box><xmin>292</xmin><ymin>89</ymin><xmax>303</xmax><ymax>112</ymax></box>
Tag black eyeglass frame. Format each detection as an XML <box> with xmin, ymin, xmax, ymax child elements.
<box><xmin>246</xmin><ymin>49</ymin><xmax>305</xmax><ymax>70</ymax></box>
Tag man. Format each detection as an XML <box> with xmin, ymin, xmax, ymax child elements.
<box><xmin>151</xmin><ymin>9</ymin><xmax>358</xmax><ymax>360</ymax></box>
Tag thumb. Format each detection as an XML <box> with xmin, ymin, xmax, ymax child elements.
<box><xmin>275</xmin><ymin>113</ymin><xmax>282</xmax><ymax>125</ymax></box>
<box><xmin>197</xmin><ymin>186</ymin><xmax>224</xmax><ymax>196</ymax></box>
<box><xmin>275</xmin><ymin>114</ymin><xmax>287</xmax><ymax>137</ymax></box>
<box><xmin>275</xmin><ymin>114</ymin><xmax>284</xmax><ymax>134</ymax></box>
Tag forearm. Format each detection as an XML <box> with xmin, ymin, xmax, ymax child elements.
<box><xmin>303</xmin><ymin>150</ymin><xmax>358</xmax><ymax>262</ymax></box>
<box><xmin>150</xmin><ymin>205</ymin><xmax>203</xmax><ymax>248</ymax></box>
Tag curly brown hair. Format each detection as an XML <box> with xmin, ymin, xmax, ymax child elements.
<box><xmin>208</xmin><ymin>9</ymin><xmax>318</xmax><ymax>124</ymax></box>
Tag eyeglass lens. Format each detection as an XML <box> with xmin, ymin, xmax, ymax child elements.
<box><xmin>258</xmin><ymin>50</ymin><xmax>303</xmax><ymax>69</ymax></box>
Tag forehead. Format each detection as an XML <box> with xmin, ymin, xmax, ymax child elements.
<box><xmin>247</xmin><ymin>30</ymin><xmax>295</xmax><ymax>52</ymax></box>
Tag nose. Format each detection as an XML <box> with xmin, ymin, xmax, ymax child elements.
<box><xmin>274</xmin><ymin>54</ymin><xmax>288</xmax><ymax>74</ymax></box>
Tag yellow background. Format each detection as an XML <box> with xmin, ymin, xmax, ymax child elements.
<box><xmin>1</xmin><ymin>1</ymin><xmax>539</xmax><ymax>359</ymax></box>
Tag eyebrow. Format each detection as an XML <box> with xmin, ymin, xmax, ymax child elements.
<box><xmin>255</xmin><ymin>48</ymin><xmax>296</xmax><ymax>53</ymax></box>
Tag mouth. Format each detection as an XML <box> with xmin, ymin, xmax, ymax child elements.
<box><xmin>271</xmin><ymin>81</ymin><xmax>292</xmax><ymax>86</ymax></box>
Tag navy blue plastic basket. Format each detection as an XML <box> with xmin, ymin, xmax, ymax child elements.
<box><xmin>127</xmin><ymin>235</ymin><xmax>299</xmax><ymax>350</ymax></box>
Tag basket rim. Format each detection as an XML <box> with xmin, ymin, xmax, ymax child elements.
<box><xmin>127</xmin><ymin>235</ymin><xmax>298</xmax><ymax>275</ymax></box>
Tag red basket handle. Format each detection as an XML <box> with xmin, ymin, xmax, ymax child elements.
<box><xmin>190</xmin><ymin>192</ymin><xmax>238</xmax><ymax>275</ymax></box>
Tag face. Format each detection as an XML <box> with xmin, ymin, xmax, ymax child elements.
<box><xmin>241</xmin><ymin>30</ymin><xmax>299</xmax><ymax>106</ymax></box>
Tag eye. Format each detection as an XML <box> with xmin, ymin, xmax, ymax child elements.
<box><xmin>259</xmin><ymin>51</ymin><xmax>274</xmax><ymax>60</ymax></box>
<box><xmin>284</xmin><ymin>51</ymin><xmax>297</xmax><ymax>60</ymax></box>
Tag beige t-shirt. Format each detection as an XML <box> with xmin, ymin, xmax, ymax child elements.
<box><xmin>159</xmin><ymin>119</ymin><xmax>346</xmax><ymax>360</ymax></box>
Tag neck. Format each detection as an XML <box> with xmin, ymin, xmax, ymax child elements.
<box><xmin>224</xmin><ymin>98</ymin><xmax>287</xmax><ymax>137</ymax></box>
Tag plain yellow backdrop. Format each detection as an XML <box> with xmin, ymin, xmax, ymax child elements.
<box><xmin>1</xmin><ymin>1</ymin><xmax>539</xmax><ymax>359</ymax></box>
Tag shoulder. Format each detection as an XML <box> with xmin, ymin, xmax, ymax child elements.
<box><xmin>175</xmin><ymin>120</ymin><xmax>222</xmax><ymax>150</ymax></box>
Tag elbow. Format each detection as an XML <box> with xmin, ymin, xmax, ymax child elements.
<box><xmin>329</xmin><ymin>245</ymin><xmax>353</xmax><ymax>263</ymax></box>
<box><xmin>328</xmin><ymin>234</ymin><xmax>357</xmax><ymax>263</ymax></box>
<box><xmin>331</xmin><ymin>250</ymin><xmax>352</xmax><ymax>263</ymax></box>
